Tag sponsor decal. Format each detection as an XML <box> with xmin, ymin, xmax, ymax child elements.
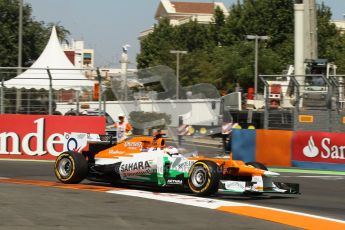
<box><xmin>0</xmin><ymin>114</ymin><xmax>105</xmax><ymax>160</ymax></box>
<box><xmin>166</xmin><ymin>179</ymin><xmax>183</xmax><ymax>185</ymax></box>
<box><xmin>293</xmin><ymin>131</ymin><xmax>345</xmax><ymax>164</ymax></box>
<box><xmin>121</xmin><ymin>161</ymin><xmax>151</xmax><ymax>172</ymax></box>
<box><xmin>66</xmin><ymin>137</ymin><xmax>78</xmax><ymax>151</ymax></box>
<box><xmin>171</xmin><ymin>157</ymin><xmax>194</xmax><ymax>171</ymax></box>
<box><xmin>120</xmin><ymin>160</ymin><xmax>156</xmax><ymax>177</ymax></box>
<box><xmin>0</xmin><ymin>118</ymin><xmax>63</xmax><ymax>157</ymax></box>
<box><xmin>221</xmin><ymin>180</ymin><xmax>246</xmax><ymax>192</ymax></box>
<box><xmin>303</xmin><ymin>136</ymin><xmax>319</xmax><ymax>158</ymax></box>
<box><xmin>64</xmin><ymin>133</ymin><xmax>88</xmax><ymax>153</ymax></box>
<box><xmin>108</xmin><ymin>149</ymin><xmax>125</xmax><ymax>154</ymax></box>
<box><xmin>124</xmin><ymin>142</ymin><xmax>142</xmax><ymax>148</ymax></box>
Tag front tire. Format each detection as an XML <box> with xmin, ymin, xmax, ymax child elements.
<box><xmin>188</xmin><ymin>161</ymin><xmax>221</xmax><ymax>196</ymax></box>
<box><xmin>55</xmin><ymin>151</ymin><xmax>88</xmax><ymax>184</ymax></box>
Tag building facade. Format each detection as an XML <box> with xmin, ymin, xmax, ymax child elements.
<box><xmin>63</xmin><ymin>40</ymin><xmax>95</xmax><ymax>69</ymax></box>
<box><xmin>139</xmin><ymin>0</ymin><xmax>228</xmax><ymax>40</ymax></box>
<box><xmin>332</xmin><ymin>19</ymin><xmax>345</xmax><ymax>33</ymax></box>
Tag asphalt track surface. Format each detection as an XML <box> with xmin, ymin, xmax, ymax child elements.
<box><xmin>0</xmin><ymin>159</ymin><xmax>345</xmax><ymax>230</ymax></box>
<box><xmin>176</xmin><ymin>140</ymin><xmax>345</xmax><ymax>220</ymax></box>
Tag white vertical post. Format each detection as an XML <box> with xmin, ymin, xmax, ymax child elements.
<box><xmin>176</xmin><ymin>53</ymin><xmax>180</xmax><ymax>100</ymax></box>
<box><xmin>294</xmin><ymin>3</ymin><xmax>305</xmax><ymax>90</ymax></box>
<box><xmin>0</xmin><ymin>78</ymin><xmax>4</xmax><ymax>114</ymax></box>
<box><xmin>254</xmin><ymin>37</ymin><xmax>259</xmax><ymax>98</ymax></box>
<box><xmin>120</xmin><ymin>45</ymin><xmax>130</xmax><ymax>101</ymax></box>
<box><xmin>16</xmin><ymin>0</ymin><xmax>23</xmax><ymax>112</ymax></box>
<box><xmin>96</xmin><ymin>67</ymin><xmax>102</xmax><ymax>115</ymax></box>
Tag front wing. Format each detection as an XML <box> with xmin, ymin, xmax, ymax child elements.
<box><xmin>218</xmin><ymin>180</ymin><xmax>300</xmax><ymax>194</ymax></box>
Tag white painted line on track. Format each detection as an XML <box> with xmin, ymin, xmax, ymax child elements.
<box><xmin>280</xmin><ymin>175</ymin><xmax>345</xmax><ymax>180</ymax></box>
<box><xmin>0</xmin><ymin>177</ymin><xmax>344</xmax><ymax>228</ymax></box>
<box><xmin>108</xmin><ymin>189</ymin><xmax>244</xmax><ymax>209</ymax></box>
<box><xmin>107</xmin><ymin>189</ymin><xmax>345</xmax><ymax>224</ymax></box>
<box><xmin>296</xmin><ymin>175</ymin><xmax>345</xmax><ymax>178</ymax></box>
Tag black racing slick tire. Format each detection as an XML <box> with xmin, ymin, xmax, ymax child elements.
<box><xmin>188</xmin><ymin>161</ymin><xmax>221</xmax><ymax>196</ymax></box>
<box><xmin>246</xmin><ymin>161</ymin><xmax>268</xmax><ymax>171</ymax></box>
<box><xmin>55</xmin><ymin>151</ymin><xmax>88</xmax><ymax>184</ymax></box>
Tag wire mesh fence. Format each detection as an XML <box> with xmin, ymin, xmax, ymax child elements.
<box><xmin>0</xmin><ymin>67</ymin><xmax>97</xmax><ymax>115</ymax></box>
<box><xmin>260</xmin><ymin>73</ymin><xmax>345</xmax><ymax>131</ymax></box>
<box><xmin>3</xmin><ymin>65</ymin><xmax>345</xmax><ymax>132</ymax></box>
<box><xmin>0</xmin><ymin>66</ymin><xmax>221</xmax><ymax>132</ymax></box>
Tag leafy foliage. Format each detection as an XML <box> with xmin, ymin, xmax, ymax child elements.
<box><xmin>137</xmin><ymin>18</ymin><xmax>176</xmax><ymax>69</ymax></box>
<box><xmin>316</xmin><ymin>3</ymin><xmax>345</xmax><ymax>73</ymax></box>
<box><xmin>137</xmin><ymin>0</ymin><xmax>345</xmax><ymax>93</ymax></box>
<box><xmin>0</xmin><ymin>0</ymin><xmax>69</xmax><ymax>68</ymax></box>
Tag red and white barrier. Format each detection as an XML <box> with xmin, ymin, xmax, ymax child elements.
<box><xmin>0</xmin><ymin>114</ymin><xmax>105</xmax><ymax>160</ymax></box>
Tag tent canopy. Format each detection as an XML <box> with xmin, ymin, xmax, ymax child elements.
<box><xmin>4</xmin><ymin>27</ymin><xmax>94</xmax><ymax>90</ymax></box>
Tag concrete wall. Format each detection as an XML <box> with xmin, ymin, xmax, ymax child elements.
<box><xmin>232</xmin><ymin>129</ymin><xmax>345</xmax><ymax>171</ymax></box>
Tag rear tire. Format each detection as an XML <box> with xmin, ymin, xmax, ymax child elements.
<box><xmin>188</xmin><ymin>161</ymin><xmax>221</xmax><ymax>196</ymax></box>
<box><xmin>55</xmin><ymin>151</ymin><xmax>88</xmax><ymax>184</ymax></box>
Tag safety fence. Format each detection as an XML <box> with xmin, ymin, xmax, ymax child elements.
<box><xmin>259</xmin><ymin>73</ymin><xmax>345</xmax><ymax>132</ymax></box>
<box><xmin>0</xmin><ymin>67</ymin><xmax>102</xmax><ymax>115</ymax></box>
<box><xmin>232</xmin><ymin>129</ymin><xmax>345</xmax><ymax>171</ymax></box>
<box><xmin>0</xmin><ymin>65</ymin><xmax>221</xmax><ymax>120</ymax></box>
<box><xmin>3</xmin><ymin>65</ymin><xmax>345</xmax><ymax>134</ymax></box>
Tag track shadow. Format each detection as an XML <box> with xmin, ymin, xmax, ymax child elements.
<box><xmin>82</xmin><ymin>180</ymin><xmax>299</xmax><ymax>200</ymax></box>
<box><xmin>214</xmin><ymin>193</ymin><xmax>299</xmax><ymax>201</ymax></box>
<box><xmin>83</xmin><ymin>180</ymin><xmax>187</xmax><ymax>194</ymax></box>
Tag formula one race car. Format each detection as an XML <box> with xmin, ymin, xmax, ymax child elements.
<box><xmin>55</xmin><ymin>132</ymin><xmax>299</xmax><ymax>196</ymax></box>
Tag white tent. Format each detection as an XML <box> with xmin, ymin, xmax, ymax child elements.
<box><xmin>4</xmin><ymin>27</ymin><xmax>94</xmax><ymax>90</ymax></box>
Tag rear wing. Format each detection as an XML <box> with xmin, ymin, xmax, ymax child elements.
<box><xmin>63</xmin><ymin>132</ymin><xmax>115</xmax><ymax>153</ymax></box>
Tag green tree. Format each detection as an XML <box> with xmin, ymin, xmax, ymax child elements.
<box><xmin>137</xmin><ymin>18</ymin><xmax>176</xmax><ymax>69</ymax></box>
<box><xmin>211</xmin><ymin>6</ymin><xmax>226</xmax><ymax>45</ymax></box>
<box><xmin>223</xmin><ymin>0</ymin><xmax>294</xmax><ymax>61</ymax></box>
<box><xmin>137</xmin><ymin>0</ymin><xmax>345</xmax><ymax>94</ymax></box>
<box><xmin>316</xmin><ymin>3</ymin><xmax>345</xmax><ymax>73</ymax></box>
<box><xmin>179</xmin><ymin>50</ymin><xmax>214</xmax><ymax>86</ymax></box>
<box><xmin>175</xmin><ymin>20</ymin><xmax>214</xmax><ymax>52</ymax></box>
<box><xmin>210</xmin><ymin>43</ymin><xmax>254</xmax><ymax>91</ymax></box>
<box><xmin>0</xmin><ymin>0</ymin><xmax>69</xmax><ymax>68</ymax></box>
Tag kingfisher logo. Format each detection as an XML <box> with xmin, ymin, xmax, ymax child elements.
<box><xmin>303</xmin><ymin>136</ymin><xmax>319</xmax><ymax>158</ymax></box>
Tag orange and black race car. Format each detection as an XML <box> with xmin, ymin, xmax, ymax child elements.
<box><xmin>55</xmin><ymin>133</ymin><xmax>299</xmax><ymax>196</ymax></box>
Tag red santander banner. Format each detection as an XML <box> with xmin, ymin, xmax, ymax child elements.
<box><xmin>0</xmin><ymin>114</ymin><xmax>105</xmax><ymax>160</ymax></box>
<box><xmin>293</xmin><ymin>131</ymin><xmax>345</xmax><ymax>164</ymax></box>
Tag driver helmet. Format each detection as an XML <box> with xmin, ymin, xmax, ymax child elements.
<box><xmin>164</xmin><ymin>146</ymin><xmax>179</xmax><ymax>156</ymax></box>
